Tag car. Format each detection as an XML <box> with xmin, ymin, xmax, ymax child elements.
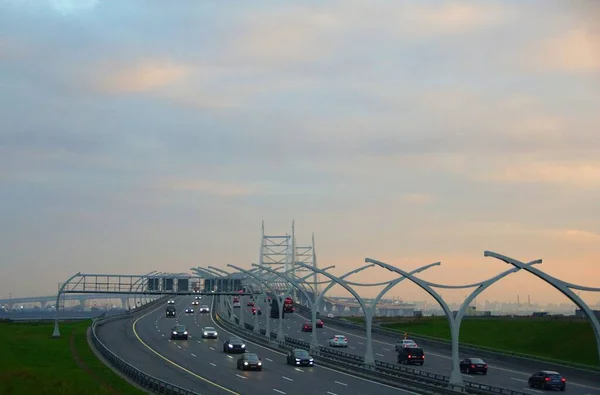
<box><xmin>252</xmin><ymin>306</ymin><xmax>262</xmax><ymax>315</ymax></box>
<box><xmin>165</xmin><ymin>307</ymin><xmax>176</xmax><ymax>318</ymax></box>
<box><xmin>201</xmin><ymin>326</ymin><xmax>218</xmax><ymax>339</ymax></box>
<box><xmin>233</xmin><ymin>301</ymin><xmax>241</xmax><ymax>308</ymax></box>
<box><xmin>192</xmin><ymin>300</ymin><xmax>199</xmax><ymax>305</ymax></box>
<box><xmin>460</xmin><ymin>358</ymin><xmax>487</xmax><ymax>375</ymax></box>
<box><xmin>326</xmin><ymin>313</ymin><xmax>334</xmax><ymax>318</ymax></box>
<box><xmin>247</xmin><ymin>301</ymin><xmax>254</xmax><ymax>306</ymax></box>
<box><xmin>395</xmin><ymin>339</ymin><xmax>418</xmax><ymax>351</ymax></box>
<box><xmin>286</xmin><ymin>349</ymin><xmax>314</xmax><ymax>366</ymax></box>
<box><xmin>185</xmin><ymin>307</ymin><xmax>194</xmax><ymax>314</ymax></box>
<box><xmin>397</xmin><ymin>346</ymin><xmax>425</xmax><ymax>365</ymax></box>
<box><xmin>194</xmin><ymin>296</ymin><xmax>201</xmax><ymax>300</ymax></box>
<box><xmin>301</xmin><ymin>322</ymin><xmax>313</xmax><ymax>332</ymax></box>
<box><xmin>329</xmin><ymin>335</ymin><xmax>348</xmax><ymax>347</ymax></box>
<box><xmin>199</xmin><ymin>305</ymin><xmax>210</xmax><ymax>313</ymax></box>
<box><xmin>237</xmin><ymin>352</ymin><xmax>262</xmax><ymax>371</ymax></box>
<box><xmin>167</xmin><ymin>300</ymin><xmax>175</xmax><ymax>304</ymax></box>
<box><xmin>315</xmin><ymin>318</ymin><xmax>324</xmax><ymax>328</ymax></box>
<box><xmin>170</xmin><ymin>325</ymin><xmax>188</xmax><ymax>340</ymax></box>
<box><xmin>528</xmin><ymin>371</ymin><xmax>566</xmax><ymax>391</ymax></box>
<box><xmin>223</xmin><ymin>337</ymin><xmax>246</xmax><ymax>354</ymax></box>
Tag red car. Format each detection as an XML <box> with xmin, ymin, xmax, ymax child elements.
<box><xmin>247</xmin><ymin>301</ymin><xmax>254</xmax><ymax>307</ymax></box>
<box><xmin>301</xmin><ymin>322</ymin><xmax>313</xmax><ymax>332</ymax></box>
<box><xmin>315</xmin><ymin>319</ymin><xmax>324</xmax><ymax>328</ymax></box>
<box><xmin>252</xmin><ymin>306</ymin><xmax>262</xmax><ymax>315</ymax></box>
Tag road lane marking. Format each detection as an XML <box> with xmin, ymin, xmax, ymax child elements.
<box><xmin>210</xmin><ymin>346</ymin><xmax>215</xmax><ymax>350</ymax></box>
<box><xmin>191</xmin><ymin>353</ymin><xmax>197</xmax><ymax>357</ymax></box>
<box><xmin>294</xmin><ymin>368</ymin><xmax>304</xmax><ymax>372</ymax></box>
<box><xmin>511</xmin><ymin>378</ymin><xmax>527</xmax><ymax>382</ymax></box>
<box><xmin>524</xmin><ymin>388</ymin><xmax>543</xmax><ymax>394</ymax></box>
<box><xmin>327</xmin><ymin>392</ymin><xmax>338</xmax><ymax>395</ymax></box>
<box><xmin>210</xmin><ymin>362</ymin><xmax>216</xmax><ymax>367</ymax></box>
<box><xmin>228</xmin><ymin>355</ymin><xmax>233</xmax><ymax>359</ymax></box>
<box><xmin>273</xmin><ymin>390</ymin><xmax>286</xmax><ymax>394</ymax></box>
<box><xmin>335</xmin><ymin>381</ymin><xmax>348</xmax><ymax>386</ymax></box>
<box><xmin>266</xmin><ymin>358</ymin><xmax>273</xmax><ymax>362</ymax></box>
<box><xmin>132</xmin><ymin>306</ymin><xmax>239</xmax><ymax>395</ymax></box>
<box><xmin>177</xmin><ymin>345</ymin><xmax>182</xmax><ymax>349</ymax></box>
<box><xmin>235</xmin><ymin>374</ymin><xmax>247</xmax><ymax>379</ymax></box>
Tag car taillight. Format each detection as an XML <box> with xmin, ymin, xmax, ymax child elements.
<box><xmin>408</xmin><ymin>355</ymin><xmax>411</xmax><ymax>358</ymax></box>
<box><xmin>484</xmin><ymin>364</ymin><xmax>487</xmax><ymax>368</ymax></box>
<box><xmin>471</xmin><ymin>365</ymin><xmax>475</xmax><ymax>368</ymax></box>
<box><xmin>561</xmin><ymin>378</ymin><xmax>566</xmax><ymax>382</ymax></box>
<box><xmin>344</xmin><ymin>337</ymin><xmax>347</xmax><ymax>341</ymax></box>
<box><xmin>421</xmin><ymin>355</ymin><xmax>424</xmax><ymax>358</ymax></box>
<box><xmin>545</xmin><ymin>377</ymin><xmax>550</xmax><ymax>381</ymax></box>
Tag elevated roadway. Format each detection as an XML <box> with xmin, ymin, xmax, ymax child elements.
<box><xmin>240</xmin><ymin>305</ymin><xmax>600</xmax><ymax>395</ymax></box>
<box><xmin>95</xmin><ymin>295</ymin><xmax>420</xmax><ymax>395</ymax></box>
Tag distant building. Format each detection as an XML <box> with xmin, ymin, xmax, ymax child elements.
<box><xmin>575</xmin><ymin>309</ymin><xmax>600</xmax><ymax>319</ymax></box>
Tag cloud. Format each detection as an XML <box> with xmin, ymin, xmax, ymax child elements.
<box><xmin>95</xmin><ymin>61</ymin><xmax>189</xmax><ymax>93</ymax></box>
<box><xmin>401</xmin><ymin>193</ymin><xmax>435</xmax><ymax>205</ymax></box>
<box><xmin>533</xmin><ymin>28</ymin><xmax>600</xmax><ymax>72</ymax></box>
<box><xmin>158</xmin><ymin>179</ymin><xmax>262</xmax><ymax>197</ymax></box>
<box><xmin>474</xmin><ymin>160</ymin><xmax>600</xmax><ymax>188</ymax></box>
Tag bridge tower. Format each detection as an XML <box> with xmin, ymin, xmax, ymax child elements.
<box><xmin>292</xmin><ymin>226</ymin><xmax>319</xmax><ymax>303</ymax></box>
<box><xmin>259</xmin><ymin>221</ymin><xmax>293</xmax><ymax>293</ymax></box>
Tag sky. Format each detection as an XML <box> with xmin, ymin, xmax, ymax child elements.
<box><xmin>1</xmin><ymin>0</ymin><xmax>599</xmax><ymax>307</ymax></box>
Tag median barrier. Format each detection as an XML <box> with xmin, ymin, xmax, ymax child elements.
<box><xmin>91</xmin><ymin>296</ymin><xmax>201</xmax><ymax>395</ymax></box>
<box><xmin>213</xmin><ymin>303</ymin><xmax>529</xmax><ymax>395</ymax></box>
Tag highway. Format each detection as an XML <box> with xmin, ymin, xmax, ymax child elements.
<box><xmin>95</xmin><ymin>296</ymin><xmax>423</xmax><ymax>395</ymax></box>
<box><xmin>240</xmin><ymin>304</ymin><xmax>600</xmax><ymax>395</ymax></box>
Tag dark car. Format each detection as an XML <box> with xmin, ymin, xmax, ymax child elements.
<box><xmin>185</xmin><ymin>307</ymin><xmax>194</xmax><ymax>314</ymax></box>
<box><xmin>528</xmin><ymin>371</ymin><xmax>566</xmax><ymax>391</ymax></box>
<box><xmin>287</xmin><ymin>349</ymin><xmax>314</xmax><ymax>366</ymax></box>
<box><xmin>165</xmin><ymin>306</ymin><xmax>176</xmax><ymax>318</ymax></box>
<box><xmin>237</xmin><ymin>352</ymin><xmax>262</xmax><ymax>371</ymax></box>
<box><xmin>315</xmin><ymin>319</ymin><xmax>324</xmax><ymax>328</ymax></box>
<box><xmin>397</xmin><ymin>346</ymin><xmax>425</xmax><ymax>365</ymax></box>
<box><xmin>301</xmin><ymin>322</ymin><xmax>312</xmax><ymax>332</ymax></box>
<box><xmin>223</xmin><ymin>337</ymin><xmax>246</xmax><ymax>354</ymax></box>
<box><xmin>460</xmin><ymin>358</ymin><xmax>487</xmax><ymax>375</ymax></box>
<box><xmin>170</xmin><ymin>325</ymin><xmax>188</xmax><ymax>340</ymax></box>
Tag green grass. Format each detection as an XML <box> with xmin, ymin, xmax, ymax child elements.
<box><xmin>0</xmin><ymin>320</ymin><xmax>147</xmax><ymax>395</ymax></box>
<box><xmin>342</xmin><ymin>316</ymin><xmax>599</xmax><ymax>368</ymax></box>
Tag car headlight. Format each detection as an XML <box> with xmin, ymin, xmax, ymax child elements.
<box><xmin>173</xmin><ymin>331</ymin><xmax>177</xmax><ymax>335</ymax></box>
<box><xmin>258</xmin><ymin>362</ymin><xmax>262</xmax><ymax>365</ymax></box>
<box><xmin>295</xmin><ymin>358</ymin><xmax>300</xmax><ymax>362</ymax></box>
<box><xmin>203</xmin><ymin>332</ymin><xmax>208</xmax><ymax>336</ymax></box>
<box><xmin>244</xmin><ymin>362</ymin><xmax>248</xmax><ymax>365</ymax></box>
<box><xmin>183</xmin><ymin>331</ymin><xmax>188</xmax><ymax>335</ymax></box>
<box><xmin>241</xmin><ymin>344</ymin><xmax>245</xmax><ymax>348</ymax></box>
<box><xmin>309</xmin><ymin>358</ymin><xmax>313</xmax><ymax>361</ymax></box>
<box><xmin>228</xmin><ymin>344</ymin><xmax>233</xmax><ymax>348</ymax></box>
<box><xmin>214</xmin><ymin>332</ymin><xmax>218</xmax><ymax>336</ymax></box>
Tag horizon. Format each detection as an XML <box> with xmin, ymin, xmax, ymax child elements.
<box><xmin>1</xmin><ymin>1</ymin><xmax>599</xmax><ymax>307</ymax></box>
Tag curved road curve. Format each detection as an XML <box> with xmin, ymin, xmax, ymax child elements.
<box><xmin>95</xmin><ymin>296</ymin><xmax>421</xmax><ymax>395</ymax></box>
<box><xmin>240</xmin><ymin>305</ymin><xmax>600</xmax><ymax>395</ymax></box>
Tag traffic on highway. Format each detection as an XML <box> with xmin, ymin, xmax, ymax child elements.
<box><xmin>96</xmin><ymin>296</ymin><xmax>422</xmax><ymax>395</ymax></box>
<box><xmin>241</xmin><ymin>299</ymin><xmax>600</xmax><ymax>395</ymax></box>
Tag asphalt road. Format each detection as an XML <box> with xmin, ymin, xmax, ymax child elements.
<box><xmin>96</xmin><ymin>296</ymin><xmax>423</xmax><ymax>395</ymax></box>
<box><xmin>239</xmin><ymin>305</ymin><xmax>600</xmax><ymax>395</ymax></box>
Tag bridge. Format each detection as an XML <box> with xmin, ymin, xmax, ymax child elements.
<box><xmin>27</xmin><ymin>221</ymin><xmax>600</xmax><ymax>393</ymax></box>
<box><xmin>0</xmin><ymin>293</ymin><xmax>134</xmax><ymax>310</ymax></box>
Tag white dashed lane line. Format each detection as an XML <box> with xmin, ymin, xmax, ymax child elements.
<box><xmin>294</xmin><ymin>368</ymin><xmax>304</xmax><ymax>372</ymax></box>
<box><xmin>334</xmin><ymin>381</ymin><xmax>347</xmax><ymax>386</ymax></box>
<box><xmin>327</xmin><ymin>392</ymin><xmax>338</xmax><ymax>395</ymax></box>
<box><xmin>375</xmin><ymin>353</ymin><xmax>384</xmax><ymax>357</ymax></box>
<box><xmin>235</xmin><ymin>374</ymin><xmax>247</xmax><ymax>380</ymax></box>
<box><xmin>282</xmin><ymin>376</ymin><xmax>293</xmax><ymax>381</ymax></box>
<box><xmin>265</xmin><ymin>358</ymin><xmax>273</xmax><ymax>362</ymax></box>
<box><xmin>209</xmin><ymin>362</ymin><xmax>216</xmax><ymax>367</ymax></box>
<box><xmin>190</xmin><ymin>353</ymin><xmax>196</xmax><ymax>357</ymax></box>
<box><xmin>273</xmin><ymin>389</ymin><xmax>286</xmax><ymax>394</ymax></box>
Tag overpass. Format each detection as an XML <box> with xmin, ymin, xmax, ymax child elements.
<box><xmin>0</xmin><ymin>293</ymin><xmax>133</xmax><ymax>309</ymax></box>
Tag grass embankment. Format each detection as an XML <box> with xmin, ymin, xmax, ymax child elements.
<box><xmin>343</xmin><ymin>316</ymin><xmax>598</xmax><ymax>368</ymax></box>
<box><xmin>0</xmin><ymin>320</ymin><xmax>146</xmax><ymax>395</ymax></box>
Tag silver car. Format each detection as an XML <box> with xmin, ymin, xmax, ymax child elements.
<box><xmin>202</xmin><ymin>326</ymin><xmax>218</xmax><ymax>339</ymax></box>
<box><xmin>199</xmin><ymin>305</ymin><xmax>210</xmax><ymax>313</ymax></box>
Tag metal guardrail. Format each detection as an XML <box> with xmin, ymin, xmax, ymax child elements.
<box><xmin>91</xmin><ymin>297</ymin><xmax>201</xmax><ymax>395</ymax></box>
<box><xmin>215</xmin><ymin>302</ymin><xmax>530</xmax><ymax>395</ymax></box>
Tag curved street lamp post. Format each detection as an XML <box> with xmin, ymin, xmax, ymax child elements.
<box><xmin>365</xmin><ymin>256</ymin><xmax>541</xmax><ymax>386</ymax></box>
<box><xmin>484</xmin><ymin>250</ymin><xmax>600</xmax><ymax>367</ymax></box>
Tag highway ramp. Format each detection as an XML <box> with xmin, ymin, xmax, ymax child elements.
<box><xmin>96</xmin><ymin>296</ymin><xmax>420</xmax><ymax>395</ymax></box>
<box><xmin>240</xmin><ymin>304</ymin><xmax>600</xmax><ymax>395</ymax></box>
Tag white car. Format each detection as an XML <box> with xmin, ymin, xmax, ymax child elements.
<box><xmin>395</xmin><ymin>339</ymin><xmax>418</xmax><ymax>351</ymax></box>
<box><xmin>167</xmin><ymin>300</ymin><xmax>175</xmax><ymax>304</ymax></box>
<box><xmin>232</xmin><ymin>301</ymin><xmax>241</xmax><ymax>308</ymax></box>
<box><xmin>199</xmin><ymin>305</ymin><xmax>210</xmax><ymax>313</ymax></box>
<box><xmin>192</xmin><ymin>300</ymin><xmax>199</xmax><ymax>305</ymax></box>
<box><xmin>202</xmin><ymin>326</ymin><xmax>218</xmax><ymax>339</ymax></box>
<box><xmin>329</xmin><ymin>335</ymin><xmax>348</xmax><ymax>347</ymax></box>
<box><xmin>185</xmin><ymin>307</ymin><xmax>194</xmax><ymax>314</ymax></box>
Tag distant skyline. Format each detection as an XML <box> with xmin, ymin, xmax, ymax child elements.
<box><xmin>1</xmin><ymin>1</ymin><xmax>599</xmax><ymax>306</ymax></box>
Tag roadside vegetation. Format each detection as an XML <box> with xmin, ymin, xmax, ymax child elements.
<box><xmin>0</xmin><ymin>320</ymin><xmax>146</xmax><ymax>395</ymax></box>
<box><xmin>343</xmin><ymin>316</ymin><xmax>598</xmax><ymax>368</ymax></box>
